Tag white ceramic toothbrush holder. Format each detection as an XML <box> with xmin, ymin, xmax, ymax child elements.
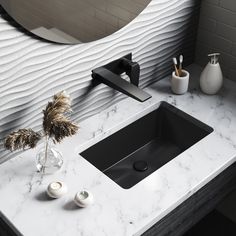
<box><xmin>171</xmin><ymin>70</ymin><xmax>189</xmax><ymax>95</ymax></box>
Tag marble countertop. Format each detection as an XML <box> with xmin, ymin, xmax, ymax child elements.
<box><xmin>1</xmin><ymin>64</ymin><xmax>236</xmax><ymax>236</ymax></box>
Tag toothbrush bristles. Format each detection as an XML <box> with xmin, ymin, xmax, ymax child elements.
<box><xmin>172</xmin><ymin>57</ymin><xmax>180</xmax><ymax>77</ymax></box>
<box><xmin>179</xmin><ymin>55</ymin><xmax>184</xmax><ymax>76</ymax></box>
<box><xmin>173</xmin><ymin>57</ymin><xmax>177</xmax><ymax>65</ymax></box>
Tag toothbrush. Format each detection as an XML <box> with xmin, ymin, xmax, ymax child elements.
<box><xmin>179</xmin><ymin>55</ymin><xmax>183</xmax><ymax>76</ymax></box>
<box><xmin>172</xmin><ymin>57</ymin><xmax>180</xmax><ymax>77</ymax></box>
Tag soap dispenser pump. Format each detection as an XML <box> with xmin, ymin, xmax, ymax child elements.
<box><xmin>200</xmin><ymin>53</ymin><xmax>223</xmax><ymax>95</ymax></box>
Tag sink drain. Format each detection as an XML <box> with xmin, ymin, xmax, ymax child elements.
<box><xmin>133</xmin><ymin>161</ymin><xmax>148</xmax><ymax>172</ymax></box>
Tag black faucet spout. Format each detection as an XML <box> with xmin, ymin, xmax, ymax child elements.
<box><xmin>92</xmin><ymin>67</ymin><xmax>151</xmax><ymax>102</ymax></box>
<box><xmin>91</xmin><ymin>53</ymin><xmax>152</xmax><ymax>102</ymax></box>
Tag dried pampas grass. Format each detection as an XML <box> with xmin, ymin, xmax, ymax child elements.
<box><xmin>4</xmin><ymin>91</ymin><xmax>79</xmax><ymax>153</ymax></box>
<box><xmin>43</xmin><ymin>91</ymin><xmax>79</xmax><ymax>143</ymax></box>
<box><xmin>4</xmin><ymin>129</ymin><xmax>41</xmax><ymax>151</ymax></box>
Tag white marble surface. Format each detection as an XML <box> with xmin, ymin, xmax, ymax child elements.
<box><xmin>0</xmin><ymin>64</ymin><xmax>236</xmax><ymax>236</ymax></box>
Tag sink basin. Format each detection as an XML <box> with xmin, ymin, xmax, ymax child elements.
<box><xmin>80</xmin><ymin>102</ymin><xmax>213</xmax><ymax>189</ymax></box>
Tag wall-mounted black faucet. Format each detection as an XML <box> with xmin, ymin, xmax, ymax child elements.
<box><xmin>91</xmin><ymin>53</ymin><xmax>152</xmax><ymax>102</ymax></box>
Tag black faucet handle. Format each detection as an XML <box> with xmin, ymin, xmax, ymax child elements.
<box><xmin>121</xmin><ymin>58</ymin><xmax>140</xmax><ymax>87</ymax></box>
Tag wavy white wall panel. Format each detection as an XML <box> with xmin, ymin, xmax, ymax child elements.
<box><xmin>0</xmin><ymin>0</ymin><xmax>200</xmax><ymax>163</ymax></box>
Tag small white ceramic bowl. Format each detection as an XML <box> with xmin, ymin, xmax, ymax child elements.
<box><xmin>171</xmin><ymin>70</ymin><xmax>189</xmax><ymax>95</ymax></box>
<box><xmin>47</xmin><ymin>181</ymin><xmax>68</xmax><ymax>198</ymax></box>
<box><xmin>74</xmin><ymin>190</ymin><xmax>94</xmax><ymax>207</ymax></box>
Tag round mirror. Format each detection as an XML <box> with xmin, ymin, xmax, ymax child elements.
<box><xmin>0</xmin><ymin>0</ymin><xmax>151</xmax><ymax>44</ymax></box>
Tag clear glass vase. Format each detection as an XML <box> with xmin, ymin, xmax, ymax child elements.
<box><xmin>36</xmin><ymin>136</ymin><xmax>63</xmax><ymax>174</ymax></box>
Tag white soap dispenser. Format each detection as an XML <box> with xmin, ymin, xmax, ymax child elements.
<box><xmin>200</xmin><ymin>53</ymin><xmax>223</xmax><ymax>95</ymax></box>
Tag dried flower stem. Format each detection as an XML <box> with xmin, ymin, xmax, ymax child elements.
<box><xmin>41</xmin><ymin>134</ymin><xmax>49</xmax><ymax>173</ymax></box>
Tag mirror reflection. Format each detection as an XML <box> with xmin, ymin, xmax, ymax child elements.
<box><xmin>0</xmin><ymin>0</ymin><xmax>151</xmax><ymax>44</ymax></box>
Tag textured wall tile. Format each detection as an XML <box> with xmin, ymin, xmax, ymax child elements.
<box><xmin>216</xmin><ymin>22</ymin><xmax>236</xmax><ymax>41</ymax></box>
<box><xmin>220</xmin><ymin>0</ymin><xmax>236</xmax><ymax>12</ymax></box>
<box><xmin>197</xmin><ymin>29</ymin><xmax>232</xmax><ymax>54</ymax></box>
<box><xmin>198</xmin><ymin>15</ymin><xmax>216</xmax><ymax>32</ymax></box>
<box><xmin>204</xmin><ymin>0</ymin><xmax>220</xmax><ymax>5</ymax></box>
<box><xmin>200</xmin><ymin>2</ymin><xmax>236</xmax><ymax>27</ymax></box>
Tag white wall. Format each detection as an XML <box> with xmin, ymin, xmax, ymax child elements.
<box><xmin>0</xmin><ymin>0</ymin><xmax>200</xmax><ymax>163</ymax></box>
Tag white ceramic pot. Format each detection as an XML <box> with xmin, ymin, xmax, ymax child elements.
<box><xmin>200</xmin><ymin>62</ymin><xmax>223</xmax><ymax>95</ymax></box>
<box><xmin>171</xmin><ymin>70</ymin><xmax>189</xmax><ymax>95</ymax></box>
<box><xmin>47</xmin><ymin>181</ymin><xmax>68</xmax><ymax>198</ymax></box>
<box><xmin>74</xmin><ymin>190</ymin><xmax>94</xmax><ymax>207</ymax></box>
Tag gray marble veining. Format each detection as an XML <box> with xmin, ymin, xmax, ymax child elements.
<box><xmin>0</xmin><ymin>64</ymin><xmax>236</xmax><ymax>236</ymax></box>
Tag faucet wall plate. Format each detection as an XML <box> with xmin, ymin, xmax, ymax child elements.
<box><xmin>92</xmin><ymin>53</ymin><xmax>137</xmax><ymax>84</ymax></box>
<box><xmin>103</xmin><ymin>53</ymin><xmax>132</xmax><ymax>78</ymax></box>
<box><xmin>91</xmin><ymin>53</ymin><xmax>132</xmax><ymax>86</ymax></box>
<box><xmin>91</xmin><ymin>53</ymin><xmax>152</xmax><ymax>102</ymax></box>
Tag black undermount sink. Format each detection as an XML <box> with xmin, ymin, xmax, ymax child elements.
<box><xmin>80</xmin><ymin>102</ymin><xmax>213</xmax><ymax>189</ymax></box>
